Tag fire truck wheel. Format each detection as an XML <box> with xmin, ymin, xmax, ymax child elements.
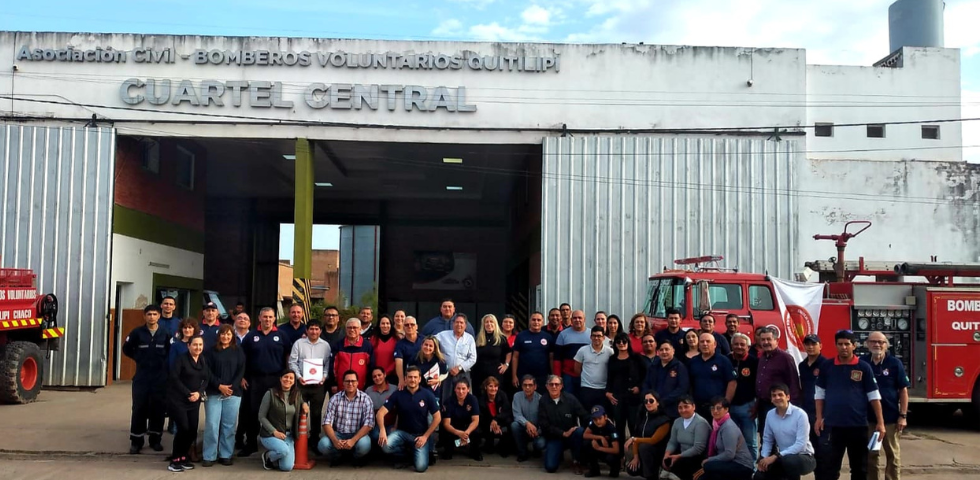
<box><xmin>0</xmin><ymin>341</ymin><xmax>44</xmax><ymax>404</ymax></box>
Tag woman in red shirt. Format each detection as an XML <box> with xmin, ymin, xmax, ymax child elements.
<box><xmin>628</xmin><ymin>313</ymin><xmax>648</xmax><ymax>355</ymax></box>
<box><xmin>370</xmin><ymin>315</ymin><xmax>398</xmax><ymax>385</ymax></box>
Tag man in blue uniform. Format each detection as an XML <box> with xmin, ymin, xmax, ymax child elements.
<box><xmin>420</xmin><ymin>299</ymin><xmax>475</xmax><ymax>337</ymax></box>
<box><xmin>581</xmin><ymin>406</ymin><xmax>621</xmax><ymax>478</ymax></box>
<box><xmin>688</xmin><ymin>332</ymin><xmax>736</xmax><ymax>420</ymax></box>
<box><xmin>278</xmin><ymin>304</ymin><xmax>308</xmax><ymax>352</ymax></box>
<box><xmin>815</xmin><ymin>330</ymin><xmax>885</xmax><ymax>480</ymax></box>
<box><xmin>159</xmin><ymin>296</ymin><xmax>181</xmax><ymax>338</ymax></box>
<box><xmin>642</xmin><ymin>341</ymin><xmax>689</xmax><ymax>419</ymax></box>
<box><xmin>863</xmin><ymin>331</ymin><xmax>909</xmax><ymax>480</ymax></box>
<box><xmin>653</xmin><ymin>308</ymin><xmax>686</xmax><ymax>353</ymax></box>
<box><xmin>122</xmin><ymin>304</ymin><xmax>170</xmax><ymax>454</ymax></box>
<box><xmin>394</xmin><ymin>316</ymin><xmax>424</xmax><ymax>389</ymax></box>
<box><xmin>799</xmin><ymin>334</ymin><xmax>831</xmax><ymax>480</ymax></box>
<box><xmin>511</xmin><ymin>311</ymin><xmax>553</xmax><ymax>394</ymax></box>
<box><xmin>238</xmin><ymin>306</ymin><xmax>287</xmax><ymax>457</ymax></box>
<box><xmin>378</xmin><ymin>366</ymin><xmax>442</xmax><ymax>472</ymax></box>
<box><xmin>199</xmin><ymin>301</ymin><xmax>222</xmax><ymax>349</ymax></box>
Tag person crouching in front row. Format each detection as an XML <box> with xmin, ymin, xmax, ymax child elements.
<box><xmin>257</xmin><ymin>370</ymin><xmax>309</xmax><ymax>471</ymax></box>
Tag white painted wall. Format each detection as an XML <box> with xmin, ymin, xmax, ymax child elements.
<box><xmin>110</xmin><ymin>234</ymin><xmax>204</xmax><ymax>309</ymax></box>
<box><xmin>797</xmin><ymin>158</ymin><xmax>980</xmax><ymax>268</ymax></box>
<box><xmin>806</xmin><ymin>47</ymin><xmax>962</xmax><ymax>162</ymax></box>
<box><xmin>0</xmin><ymin>33</ymin><xmax>806</xmax><ymax>144</ymax></box>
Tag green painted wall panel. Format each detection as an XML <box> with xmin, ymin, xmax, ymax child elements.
<box><xmin>113</xmin><ymin>204</ymin><xmax>206</xmax><ymax>254</ymax></box>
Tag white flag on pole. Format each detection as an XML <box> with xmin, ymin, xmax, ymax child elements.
<box><xmin>770</xmin><ymin>278</ymin><xmax>824</xmax><ymax>365</ymax></box>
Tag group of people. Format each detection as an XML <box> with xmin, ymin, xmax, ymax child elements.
<box><xmin>125</xmin><ymin>298</ymin><xmax>909</xmax><ymax>480</ymax></box>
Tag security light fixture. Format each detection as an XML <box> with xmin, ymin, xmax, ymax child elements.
<box><xmin>442</xmin><ymin>158</ymin><xmax>463</xmax><ymax>164</ymax></box>
<box><xmin>315</xmin><ymin>182</ymin><xmax>333</xmax><ymax>187</ymax></box>
<box><xmin>446</xmin><ymin>186</ymin><xmax>463</xmax><ymax>191</ymax></box>
<box><xmin>283</xmin><ymin>154</ymin><xmax>296</xmax><ymax>160</ymax></box>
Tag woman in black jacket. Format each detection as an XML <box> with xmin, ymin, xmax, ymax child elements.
<box><xmin>168</xmin><ymin>335</ymin><xmax>210</xmax><ymax>472</ymax></box>
<box><xmin>624</xmin><ymin>391</ymin><xmax>672</xmax><ymax>480</ymax></box>
<box><xmin>478</xmin><ymin>376</ymin><xmax>514</xmax><ymax>456</ymax></box>
<box><xmin>606</xmin><ymin>333</ymin><xmax>645</xmax><ymax>442</ymax></box>
<box><xmin>202</xmin><ymin>325</ymin><xmax>245</xmax><ymax>466</ymax></box>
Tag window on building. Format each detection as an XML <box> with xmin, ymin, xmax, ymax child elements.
<box><xmin>140</xmin><ymin>139</ymin><xmax>160</xmax><ymax>174</ymax></box>
<box><xmin>748</xmin><ymin>285</ymin><xmax>775</xmax><ymax>310</ymax></box>
<box><xmin>175</xmin><ymin>145</ymin><xmax>195</xmax><ymax>190</ymax></box>
<box><xmin>867</xmin><ymin>124</ymin><xmax>885</xmax><ymax>138</ymax></box>
<box><xmin>921</xmin><ymin>125</ymin><xmax>940</xmax><ymax>140</ymax></box>
<box><xmin>814</xmin><ymin>123</ymin><xmax>834</xmax><ymax>137</ymax></box>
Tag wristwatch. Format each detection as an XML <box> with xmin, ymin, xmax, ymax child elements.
<box><xmin>899</xmin><ymin>413</ymin><xmax>907</xmax><ymax>418</ymax></box>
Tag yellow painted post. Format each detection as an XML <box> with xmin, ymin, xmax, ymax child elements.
<box><xmin>293</xmin><ymin>138</ymin><xmax>313</xmax><ymax>319</ymax></box>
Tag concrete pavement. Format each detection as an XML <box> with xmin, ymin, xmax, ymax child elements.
<box><xmin>0</xmin><ymin>383</ymin><xmax>978</xmax><ymax>477</ymax></box>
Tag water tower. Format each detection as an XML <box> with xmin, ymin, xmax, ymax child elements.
<box><xmin>888</xmin><ymin>0</ymin><xmax>944</xmax><ymax>53</ymax></box>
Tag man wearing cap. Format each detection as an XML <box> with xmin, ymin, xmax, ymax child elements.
<box><xmin>581</xmin><ymin>405</ymin><xmax>621</xmax><ymax>478</ymax></box>
<box><xmin>815</xmin><ymin>330</ymin><xmax>885</xmax><ymax>480</ymax></box>
<box><xmin>200</xmin><ymin>301</ymin><xmax>222</xmax><ymax>349</ymax></box>
<box><xmin>799</xmin><ymin>333</ymin><xmax>831</xmax><ymax>480</ymax></box>
<box><xmin>756</xmin><ymin>326</ymin><xmax>802</xmax><ymax>437</ymax></box>
<box><xmin>279</xmin><ymin>304</ymin><xmax>308</xmax><ymax>353</ymax></box>
<box><xmin>862</xmin><ymin>331</ymin><xmax>909</xmax><ymax>480</ymax></box>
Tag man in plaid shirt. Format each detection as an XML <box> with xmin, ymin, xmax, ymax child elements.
<box><xmin>318</xmin><ymin>370</ymin><xmax>375</xmax><ymax>466</ymax></box>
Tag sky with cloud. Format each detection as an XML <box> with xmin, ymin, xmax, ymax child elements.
<box><xmin>1</xmin><ymin>0</ymin><xmax>977</xmax><ymax>162</ymax></box>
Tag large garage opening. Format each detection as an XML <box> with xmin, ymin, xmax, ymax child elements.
<box><xmin>188</xmin><ymin>137</ymin><xmax>543</xmax><ymax>329</ymax></box>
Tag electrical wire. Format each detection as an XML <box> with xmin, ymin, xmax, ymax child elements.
<box><xmin>4</xmin><ymin>95</ymin><xmax>979</xmax><ymax>134</ymax></box>
<box><xmin>2</xmin><ymin>71</ymin><xmax>976</xmax><ymax>108</ymax></box>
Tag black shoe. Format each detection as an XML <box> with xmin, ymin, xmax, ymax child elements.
<box><xmin>516</xmin><ymin>454</ymin><xmax>528</xmax><ymax>462</ymax></box>
<box><xmin>218</xmin><ymin>458</ymin><xmax>233</xmax><ymax>466</ymax></box>
<box><xmin>392</xmin><ymin>461</ymin><xmax>408</xmax><ymax>469</ymax></box>
<box><xmin>609</xmin><ymin>466</ymin><xmax>620</xmax><ymax>478</ymax></box>
<box><xmin>238</xmin><ymin>447</ymin><xmax>256</xmax><ymax>457</ymax></box>
<box><xmin>585</xmin><ymin>469</ymin><xmax>601</xmax><ymax>478</ymax></box>
<box><xmin>531</xmin><ymin>449</ymin><xmax>542</xmax><ymax>458</ymax></box>
<box><xmin>167</xmin><ymin>461</ymin><xmax>184</xmax><ymax>472</ymax></box>
<box><xmin>201</xmin><ymin>460</ymin><xmax>214</xmax><ymax>467</ymax></box>
<box><xmin>261</xmin><ymin>451</ymin><xmax>275</xmax><ymax>471</ymax></box>
<box><xmin>180</xmin><ymin>459</ymin><xmax>195</xmax><ymax>470</ymax></box>
<box><xmin>129</xmin><ymin>445</ymin><xmax>141</xmax><ymax>454</ymax></box>
<box><xmin>149</xmin><ymin>442</ymin><xmax>164</xmax><ymax>452</ymax></box>
<box><xmin>472</xmin><ymin>453</ymin><xmax>484</xmax><ymax>461</ymax></box>
<box><xmin>430</xmin><ymin>450</ymin><xmax>438</xmax><ymax>465</ymax></box>
<box><xmin>442</xmin><ymin>450</ymin><xmax>453</xmax><ymax>460</ymax></box>
<box><xmin>234</xmin><ymin>440</ymin><xmax>245</xmax><ymax>450</ymax></box>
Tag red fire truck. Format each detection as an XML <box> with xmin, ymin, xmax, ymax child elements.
<box><xmin>643</xmin><ymin>221</ymin><xmax>980</xmax><ymax>424</ymax></box>
<box><xmin>0</xmin><ymin>260</ymin><xmax>63</xmax><ymax>404</ymax></box>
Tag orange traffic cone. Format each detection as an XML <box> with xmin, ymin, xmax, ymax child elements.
<box><xmin>293</xmin><ymin>409</ymin><xmax>317</xmax><ymax>470</ymax></box>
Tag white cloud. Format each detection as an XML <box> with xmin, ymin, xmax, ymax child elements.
<box><xmin>447</xmin><ymin>0</ymin><xmax>497</xmax><ymax>9</ymax></box>
<box><xmin>522</xmin><ymin>5</ymin><xmax>552</xmax><ymax>25</ymax></box>
<box><xmin>468</xmin><ymin>22</ymin><xmax>538</xmax><ymax>42</ymax></box>
<box><xmin>432</xmin><ymin>19</ymin><xmax>464</xmax><ymax>36</ymax></box>
<box><xmin>945</xmin><ymin>0</ymin><xmax>980</xmax><ymax>57</ymax></box>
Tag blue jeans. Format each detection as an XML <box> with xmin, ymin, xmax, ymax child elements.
<box><xmin>562</xmin><ymin>374</ymin><xmax>581</xmax><ymax>399</ymax></box>
<box><xmin>511</xmin><ymin>421</ymin><xmax>546</xmax><ymax>457</ymax></box>
<box><xmin>729</xmin><ymin>402</ymin><xmax>758</xmax><ymax>462</ymax></box>
<box><xmin>259</xmin><ymin>435</ymin><xmax>295</xmax><ymax>471</ymax></box>
<box><xmin>202</xmin><ymin>395</ymin><xmax>241</xmax><ymax>462</ymax></box>
<box><xmin>382</xmin><ymin>430</ymin><xmax>432</xmax><ymax>472</ymax></box>
<box><xmin>317</xmin><ymin>431</ymin><xmax>371</xmax><ymax>460</ymax></box>
<box><xmin>544</xmin><ymin>427</ymin><xmax>584</xmax><ymax>473</ymax></box>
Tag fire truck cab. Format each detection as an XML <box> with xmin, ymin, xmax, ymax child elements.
<box><xmin>643</xmin><ymin>251</ymin><xmax>980</xmax><ymax>425</ymax></box>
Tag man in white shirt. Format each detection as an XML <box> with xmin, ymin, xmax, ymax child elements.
<box><xmin>756</xmin><ymin>383</ymin><xmax>816</xmax><ymax>480</ymax></box>
<box><xmin>289</xmin><ymin>320</ymin><xmax>332</xmax><ymax>450</ymax></box>
<box><xmin>435</xmin><ymin>314</ymin><xmax>477</xmax><ymax>405</ymax></box>
<box><xmin>573</xmin><ymin>326</ymin><xmax>615</xmax><ymax>412</ymax></box>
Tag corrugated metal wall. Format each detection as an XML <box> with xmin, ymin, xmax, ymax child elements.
<box><xmin>1</xmin><ymin>124</ymin><xmax>115</xmax><ymax>387</ymax></box>
<box><xmin>541</xmin><ymin>136</ymin><xmax>800</xmax><ymax>318</ymax></box>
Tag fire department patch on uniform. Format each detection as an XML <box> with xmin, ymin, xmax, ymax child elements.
<box><xmin>813</xmin><ymin>369</ymin><xmax>820</xmax><ymax>377</ymax></box>
<box><xmin>540</xmin><ymin>339</ymin><xmax>548</xmax><ymax>346</ymax></box>
<box><xmin>466</xmin><ymin>404</ymin><xmax>472</xmax><ymax>411</ymax></box>
<box><xmin>851</xmin><ymin>370</ymin><xmax>863</xmax><ymax>382</ymax></box>
<box><xmin>273</xmin><ymin>336</ymin><xmax>280</xmax><ymax>342</ymax></box>
<box><xmin>669</xmin><ymin>370</ymin><xmax>678</xmax><ymax>378</ymax></box>
<box><xmin>253</xmin><ymin>337</ymin><xmax>260</xmax><ymax>342</ymax></box>
<box><xmin>419</xmin><ymin>400</ymin><xmax>426</xmax><ymax>408</ymax></box>
<box><xmin>358</xmin><ymin>359</ymin><xmax>366</xmax><ymax>365</ymax></box>
<box><xmin>883</xmin><ymin>369</ymin><xmax>890</xmax><ymax>376</ymax></box>
<box><xmin>741</xmin><ymin>368</ymin><xmax>751</xmax><ymax>377</ymax></box>
<box><xmin>711</xmin><ymin>365</ymin><xmax>718</xmax><ymax>372</ymax></box>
